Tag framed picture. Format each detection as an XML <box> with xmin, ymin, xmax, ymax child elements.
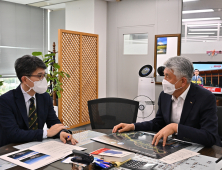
<box><xmin>154</xmin><ymin>34</ymin><xmax>181</xmax><ymax>84</ymax></box>
<box><xmin>157</xmin><ymin>37</ymin><xmax>167</xmax><ymax>54</ymax></box>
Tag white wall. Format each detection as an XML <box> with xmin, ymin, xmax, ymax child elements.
<box><xmin>155</xmin><ymin>0</ymin><xmax>182</xmax><ymax>34</ymax></box>
<box><xmin>106</xmin><ymin>0</ymin><xmax>182</xmax><ymax>112</ymax></box>
<box><xmin>106</xmin><ymin>0</ymin><xmax>156</xmax><ymax>97</ymax></box>
<box><xmin>50</xmin><ymin>9</ymin><xmax>65</xmax><ymax>58</ymax></box>
<box><xmin>65</xmin><ymin>0</ymin><xmax>107</xmax><ymax>98</ymax></box>
<box><xmin>94</xmin><ymin>0</ymin><xmax>107</xmax><ymax>98</ymax></box>
<box><xmin>66</xmin><ymin>0</ymin><xmax>94</xmax><ymax>33</ymax></box>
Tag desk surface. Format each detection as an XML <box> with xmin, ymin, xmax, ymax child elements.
<box><xmin>1</xmin><ymin>129</ymin><xmax>222</xmax><ymax>170</ymax></box>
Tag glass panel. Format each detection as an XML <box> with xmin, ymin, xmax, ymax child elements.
<box><xmin>219</xmin><ymin>76</ymin><xmax>222</xmax><ymax>87</ymax></box>
<box><xmin>206</xmin><ymin>77</ymin><xmax>211</xmax><ymax>86</ymax></box>
<box><xmin>0</xmin><ymin>77</ymin><xmax>20</xmax><ymax>95</ymax></box>
<box><xmin>212</xmin><ymin>77</ymin><xmax>219</xmax><ymax>87</ymax></box>
<box><xmin>123</xmin><ymin>33</ymin><xmax>148</xmax><ymax>55</ymax></box>
<box><xmin>181</xmin><ymin>0</ymin><xmax>222</xmax><ymax>54</ymax></box>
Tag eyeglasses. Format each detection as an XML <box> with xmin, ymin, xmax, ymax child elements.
<box><xmin>25</xmin><ymin>73</ymin><xmax>48</xmax><ymax>80</ymax></box>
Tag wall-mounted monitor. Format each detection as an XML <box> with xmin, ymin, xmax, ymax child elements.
<box><xmin>193</xmin><ymin>62</ymin><xmax>222</xmax><ymax>95</ymax></box>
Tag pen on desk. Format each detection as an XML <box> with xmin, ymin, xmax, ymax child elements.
<box><xmin>95</xmin><ymin>161</ymin><xmax>109</xmax><ymax>168</ymax></box>
<box><xmin>94</xmin><ymin>158</ymin><xmax>112</xmax><ymax>165</ymax></box>
<box><xmin>215</xmin><ymin>156</ymin><xmax>222</xmax><ymax>163</ymax></box>
<box><xmin>66</xmin><ymin>135</ymin><xmax>70</xmax><ymax>144</ymax></box>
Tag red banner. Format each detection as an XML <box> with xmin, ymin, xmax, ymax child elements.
<box><xmin>203</xmin><ymin>87</ymin><xmax>222</xmax><ymax>93</ymax></box>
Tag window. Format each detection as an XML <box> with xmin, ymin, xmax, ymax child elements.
<box><xmin>0</xmin><ymin>77</ymin><xmax>20</xmax><ymax>95</ymax></box>
<box><xmin>123</xmin><ymin>33</ymin><xmax>148</xmax><ymax>55</ymax></box>
<box><xmin>0</xmin><ymin>1</ymin><xmax>47</xmax><ymax>76</ymax></box>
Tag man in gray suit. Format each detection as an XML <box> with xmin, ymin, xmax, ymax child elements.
<box><xmin>192</xmin><ymin>69</ymin><xmax>203</xmax><ymax>85</ymax></box>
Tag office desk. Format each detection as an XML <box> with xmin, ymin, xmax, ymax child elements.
<box><xmin>1</xmin><ymin>129</ymin><xmax>222</xmax><ymax>170</ymax></box>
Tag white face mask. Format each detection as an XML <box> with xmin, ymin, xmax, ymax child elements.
<box><xmin>162</xmin><ymin>79</ymin><xmax>182</xmax><ymax>95</ymax></box>
<box><xmin>25</xmin><ymin>77</ymin><xmax>48</xmax><ymax>94</ymax></box>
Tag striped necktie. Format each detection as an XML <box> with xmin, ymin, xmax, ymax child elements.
<box><xmin>28</xmin><ymin>97</ymin><xmax>38</xmax><ymax>130</ymax></box>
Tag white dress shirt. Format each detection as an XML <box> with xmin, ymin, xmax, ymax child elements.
<box><xmin>171</xmin><ymin>84</ymin><xmax>191</xmax><ymax>133</ymax></box>
<box><xmin>20</xmin><ymin>85</ymin><xmax>47</xmax><ymax>138</ymax></box>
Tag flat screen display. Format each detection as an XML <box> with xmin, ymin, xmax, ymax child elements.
<box><xmin>193</xmin><ymin>62</ymin><xmax>222</xmax><ymax>94</ymax></box>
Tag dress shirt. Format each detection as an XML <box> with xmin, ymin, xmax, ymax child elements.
<box><xmin>20</xmin><ymin>85</ymin><xmax>47</xmax><ymax>138</ymax></box>
<box><xmin>171</xmin><ymin>84</ymin><xmax>191</xmax><ymax>133</ymax></box>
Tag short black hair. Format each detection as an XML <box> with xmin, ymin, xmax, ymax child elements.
<box><xmin>195</xmin><ymin>69</ymin><xmax>199</xmax><ymax>71</ymax></box>
<box><xmin>15</xmin><ymin>55</ymin><xmax>47</xmax><ymax>82</ymax></box>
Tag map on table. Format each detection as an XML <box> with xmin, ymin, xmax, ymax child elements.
<box><xmin>91</xmin><ymin>132</ymin><xmax>191</xmax><ymax>159</ymax></box>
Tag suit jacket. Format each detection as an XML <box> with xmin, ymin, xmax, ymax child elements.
<box><xmin>134</xmin><ymin>83</ymin><xmax>221</xmax><ymax>147</ymax></box>
<box><xmin>0</xmin><ymin>86</ymin><xmax>61</xmax><ymax>147</ymax></box>
<box><xmin>192</xmin><ymin>75</ymin><xmax>203</xmax><ymax>85</ymax></box>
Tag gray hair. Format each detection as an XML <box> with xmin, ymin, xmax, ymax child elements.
<box><xmin>164</xmin><ymin>56</ymin><xmax>194</xmax><ymax>83</ymax></box>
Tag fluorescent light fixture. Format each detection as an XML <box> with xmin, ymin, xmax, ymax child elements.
<box><xmin>188</xmin><ymin>24</ymin><xmax>221</xmax><ymax>27</ymax></box>
<box><xmin>188</xmin><ymin>33</ymin><xmax>215</xmax><ymax>34</ymax></box>
<box><xmin>183</xmin><ymin>0</ymin><xmax>199</xmax><ymax>2</ymax></box>
<box><xmin>189</xmin><ymin>29</ymin><xmax>218</xmax><ymax>31</ymax></box>
<box><xmin>183</xmin><ymin>9</ymin><xmax>214</xmax><ymax>14</ymax></box>
<box><xmin>0</xmin><ymin>46</ymin><xmax>35</xmax><ymax>49</ymax></box>
<box><xmin>183</xmin><ymin>17</ymin><xmax>220</xmax><ymax>22</ymax></box>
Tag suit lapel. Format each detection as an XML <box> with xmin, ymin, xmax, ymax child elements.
<box><xmin>15</xmin><ymin>86</ymin><xmax>29</xmax><ymax>128</ymax></box>
<box><xmin>164</xmin><ymin>94</ymin><xmax>172</xmax><ymax>124</ymax></box>
<box><xmin>179</xmin><ymin>83</ymin><xmax>196</xmax><ymax>125</ymax></box>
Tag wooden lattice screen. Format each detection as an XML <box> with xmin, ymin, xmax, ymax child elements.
<box><xmin>58</xmin><ymin>29</ymin><xmax>98</xmax><ymax>128</ymax></box>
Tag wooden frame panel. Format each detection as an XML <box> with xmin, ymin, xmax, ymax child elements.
<box><xmin>58</xmin><ymin>29</ymin><xmax>99</xmax><ymax>129</ymax></box>
<box><xmin>154</xmin><ymin>34</ymin><xmax>181</xmax><ymax>84</ymax></box>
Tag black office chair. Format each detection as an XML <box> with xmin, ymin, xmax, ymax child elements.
<box><xmin>217</xmin><ymin>106</ymin><xmax>222</xmax><ymax>140</ymax></box>
<box><xmin>88</xmin><ymin>98</ymin><xmax>139</xmax><ymax>129</ymax></box>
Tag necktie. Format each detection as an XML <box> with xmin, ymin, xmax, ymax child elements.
<box><xmin>28</xmin><ymin>97</ymin><xmax>38</xmax><ymax>130</ymax></box>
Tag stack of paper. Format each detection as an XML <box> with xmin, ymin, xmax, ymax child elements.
<box><xmin>0</xmin><ymin>141</ymin><xmax>85</xmax><ymax>170</ymax></box>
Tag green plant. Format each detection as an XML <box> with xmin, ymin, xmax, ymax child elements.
<box><xmin>32</xmin><ymin>52</ymin><xmax>70</xmax><ymax>99</ymax></box>
<box><xmin>0</xmin><ymin>75</ymin><xmax>3</xmax><ymax>87</ymax></box>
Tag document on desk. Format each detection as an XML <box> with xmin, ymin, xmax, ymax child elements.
<box><xmin>0</xmin><ymin>141</ymin><xmax>86</xmax><ymax>170</ymax></box>
<box><xmin>159</xmin><ymin>149</ymin><xmax>199</xmax><ymax>164</ymax></box>
<box><xmin>14</xmin><ymin>130</ymin><xmax>106</xmax><ymax>150</ymax></box>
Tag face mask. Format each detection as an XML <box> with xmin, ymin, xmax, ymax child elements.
<box><xmin>162</xmin><ymin>79</ymin><xmax>182</xmax><ymax>95</ymax></box>
<box><xmin>25</xmin><ymin>77</ymin><xmax>48</xmax><ymax>94</ymax></box>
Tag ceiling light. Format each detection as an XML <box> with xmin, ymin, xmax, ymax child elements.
<box><xmin>183</xmin><ymin>9</ymin><xmax>214</xmax><ymax>14</ymax></box>
<box><xmin>188</xmin><ymin>24</ymin><xmax>221</xmax><ymax>27</ymax></box>
<box><xmin>189</xmin><ymin>29</ymin><xmax>218</xmax><ymax>31</ymax></box>
<box><xmin>183</xmin><ymin>0</ymin><xmax>199</xmax><ymax>2</ymax></box>
<box><xmin>188</xmin><ymin>33</ymin><xmax>215</xmax><ymax>34</ymax></box>
<box><xmin>182</xmin><ymin>17</ymin><xmax>220</xmax><ymax>22</ymax></box>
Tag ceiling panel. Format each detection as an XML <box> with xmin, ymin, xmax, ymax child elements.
<box><xmin>1</xmin><ymin>0</ymin><xmax>43</xmax><ymax>4</ymax></box>
<box><xmin>2</xmin><ymin>0</ymin><xmax>117</xmax><ymax>10</ymax></box>
<box><xmin>29</xmin><ymin>0</ymin><xmax>74</xmax><ymax>7</ymax></box>
<box><xmin>41</xmin><ymin>3</ymin><xmax>66</xmax><ymax>10</ymax></box>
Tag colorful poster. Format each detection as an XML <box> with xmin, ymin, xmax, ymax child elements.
<box><xmin>157</xmin><ymin>37</ymin><xmax>167</xmax><ymax>54</ymax></box>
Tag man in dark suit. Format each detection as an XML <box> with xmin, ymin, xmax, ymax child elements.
<box><xmin>113</xmin><ymin>57</ymin><xmax>221</xmax><ymax>147</ymax></box>
<box><xmin>192</xmin><ymin>69</ymin><xmax>203</xmax><ymax>85</ymax></box>
<box><xmin>0</xmin><ymin>55</ymin><xmax>78</xmax><ymax>147</ymax></box>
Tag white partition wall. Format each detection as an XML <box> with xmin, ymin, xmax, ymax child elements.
<box><xmin>65</xmin><ymin>0</ymin><xmax>107</xmax><ymax>98</ymax></box>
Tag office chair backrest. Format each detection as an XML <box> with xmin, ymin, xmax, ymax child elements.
<box><xmin>217</xmin><ymin>106</ymin><xmax>222</xmax><ymax>140</ymax></box>
<box><xmin>88</xmin><ymin>98</ymin><xmax>139</xmax><ymax>129</ymax></box>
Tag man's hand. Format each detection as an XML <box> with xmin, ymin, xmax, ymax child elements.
<box><xmin>112</xmin><ymin>123</ymin><xmax>135</xmax><ymax>133</ymax></box>
<box><xmin>60</xmin><ymin>131</ymin><xmax>78</xmax><ymax>145</ymax></box>
<box><xmin>47</xmin><ymin>124</ymin><xmax>66</xmax><ymax>137</ymax></box>
<box><xmin>152</xmin><ymin>123</ymin><xmax>178</xmax><ymax>146</ymax></box>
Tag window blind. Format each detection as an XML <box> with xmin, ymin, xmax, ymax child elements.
<box><xmin>0</xmin><ymin>1</ymin><xmax>48</xmax><ymax>76</ymax></box>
